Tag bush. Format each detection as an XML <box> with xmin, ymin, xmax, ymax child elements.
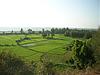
<box><xmin>67</xmin><ymin>40</ymin><xmax>96</xmax><ymax>69</ymax></box>
<box><xmin>92</xmin><ymin>28</ymin><xmax>100</xmax><ymax>71</ymax></box>
<box><xmin>0</xmin><ymin>51</ymin><xmax>35</xmax><ymax>75</ymax></box>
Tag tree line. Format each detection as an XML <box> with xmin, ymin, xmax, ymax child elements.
<box><xmin>41</xmin><ymin>28</ymin><xmax>96</xmax><ymax>39</ymax></box>
<box><xmin>0</xmin><ymin>28</ymin><xmax>96</xmax><ymax>39</ymax></box>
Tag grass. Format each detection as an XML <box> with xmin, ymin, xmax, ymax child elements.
<box><xmin>0</xmin><ymin>34</ymin><xmax>74</xmax><ymax>62</ymax></box>
<box><xmin>0</xmin><ymin>35</ymin><xmax>25</xmax><ymax>45</ymax></box>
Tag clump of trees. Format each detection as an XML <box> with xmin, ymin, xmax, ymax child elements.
<box><xmin>66</xmin><ymin>40</ymin><xmax>96</xmax><ymax>69</ymax></box>
<box><xmin>41</xmin><ymin>28</ymin><xmax>95</xmax><ymax>39</ymax></box>
<box><xmin>0</xmin><ymin>51</ymin><xmax>35</xmax><ymax>75</ymax></box>
<box><xmin>64</xmin><ymin>29</ymin><xmax>94</xmax><ymax>39</ymax></box>
<box><xmin>42</xmin><ymin>28</ymin><xmax>55</xmax><ymax>39</ymax></box>
<box><xmin>0</xmin><ymin>27</ymin><xmax>95</xmax><ymax>40</ymax></box>
<box><xmin>42</xmin><ymin>29</ymin><xmax>48</xmax><ymax>39</ymax></box>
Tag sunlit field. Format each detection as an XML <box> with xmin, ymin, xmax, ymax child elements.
<box><xmin>0</xmin><ymin>34</ymin><xmax>74</xmax><ymax>61</ymax></box>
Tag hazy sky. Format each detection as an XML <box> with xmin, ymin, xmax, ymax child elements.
<box><xmin>0</xmin><ymin>0</ymin><xmax>99</xmax><ymax>28</ymax></box>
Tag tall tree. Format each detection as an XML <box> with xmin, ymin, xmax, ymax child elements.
<box><xmin>20</xmin><ymin>28</ymin><xmax>24</xmax><ymax>34</ymax></box>
<box><xmin>42</xmin><ymin>29</ymin><xmax>47</xmax><ymax>38</ymax></box>
<box><xmin>11</xmin><ymin>30</ymin><xmax>13</xmax><ymax>34</ymax></box>
<box><xmin>51</xmin><ymin>28</ymin><xmax>55</xmax><ymax>38</ymax></box>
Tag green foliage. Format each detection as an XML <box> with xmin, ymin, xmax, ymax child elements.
<box><xmin>28</xmin><ymin>29</ymin><xmax>33</xmax><ymax>34</ymax></box>
<box><xmin>51</xmin><ymin>28</ymin><xmax>55</xmax><ymax>38</ymax></box>
<box><xmin>64</xmin><ymin>29</ymin><xmax>95</xmax><ymax>38</ymax></box>
<box><xmin>92</xmin><ymin>28</ymin><xmax>100</xmax><ymax>50</ymax></box>
<box><xmin>92</xmin><ymin>28</ymin><xmax>100</xmax><ymax>71</ymax></box>
<box><xmin>42</xmin><ymin>33</ymin><xmax>47</xmax><ymax>39</ymax></box>
<box><xmin>67</xmin><ymin>40</ymin><xmax>95</xmax><ymax>69</ymax></box>
<box><xmin>20</xmin><ymin>28</ymin><xmax>24</xmax><ymax>34</ymax></box>
<box><xmin>0</xmin><ymin>51</ymin><xmax>35</xmax><ymax>75</ymax></box>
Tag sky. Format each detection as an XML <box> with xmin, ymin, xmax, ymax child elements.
<box><xmin>0</xmin><ymin>0</ymin><xmax>99</xmax><ymax>29</ymax></box>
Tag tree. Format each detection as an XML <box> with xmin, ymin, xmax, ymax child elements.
<box><xmin>67</xmin><ymin>40</ymin><xmax>95</xmax><ymax>69</ymax></box>
<box><xmin>45</xmin><ymin>30</ymin><xmax>51</xmax><ymax>38</ymax></box>
<box><xmin>20</xmin><ymin>28</ymin><xmax>24</xmax><ymax>34</ymax></box>
<box><xmin>42</xmin><ymin>29</ymin><xmax>47</xmax><ymax>38</ymax></box>
<box><xmin>51</xmin><ymin>28</ymin><xmax>55</xmax><ymax>38</ymax></box>
<box><xmin>11</xmin><ymin>30</ymin><xmax>13</xmax><ymax>34</ymax></box>
<box><xmin>42</xmin><ymin>28</ymin><xmax>45</xmax><ymax>33</ymax></box>
<box><xmin>28</xmin><ymin>29</ymin><xmax>32</xmax><ymax>34</ymax></box>
<box><xmin>64</xmin><ymin>30</ymin><xmax>70</xmax><ymax>36</ymax></box>
<box><xmin>42</xmin><ymin>33</ymin><xmax>47</xmax><ymax>39</ymax></box>
<box><xmin>2</xmin><ymin>32</ymin><xmax>5</xmax><ymax>35</ymax></box>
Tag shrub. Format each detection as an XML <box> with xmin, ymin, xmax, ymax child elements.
<box><xmin>67</xmin><ymin>40</ymin><xmax>96</xmax><ymax>69</ymax></box>
<box><xmin>0</xmin><ymin>51</ymin><xmax>35</xmax><ymax>75</ymax></box>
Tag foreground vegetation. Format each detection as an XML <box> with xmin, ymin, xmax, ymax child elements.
<box><xmin>0</xmin><ymin>28</ymin><xmax>100</xmax><ymax>75</ymax></box>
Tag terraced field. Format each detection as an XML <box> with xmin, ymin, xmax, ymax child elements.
<box><xmin>0</xmin><ymin>34</ymin><xmax>74</xmax><ymax>62</ymax></box>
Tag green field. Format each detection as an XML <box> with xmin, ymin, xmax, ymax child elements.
<box><xmin>0</xmin><ymin>34</ymin><xmax>74</xmax><ymax>62</ymax></box>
